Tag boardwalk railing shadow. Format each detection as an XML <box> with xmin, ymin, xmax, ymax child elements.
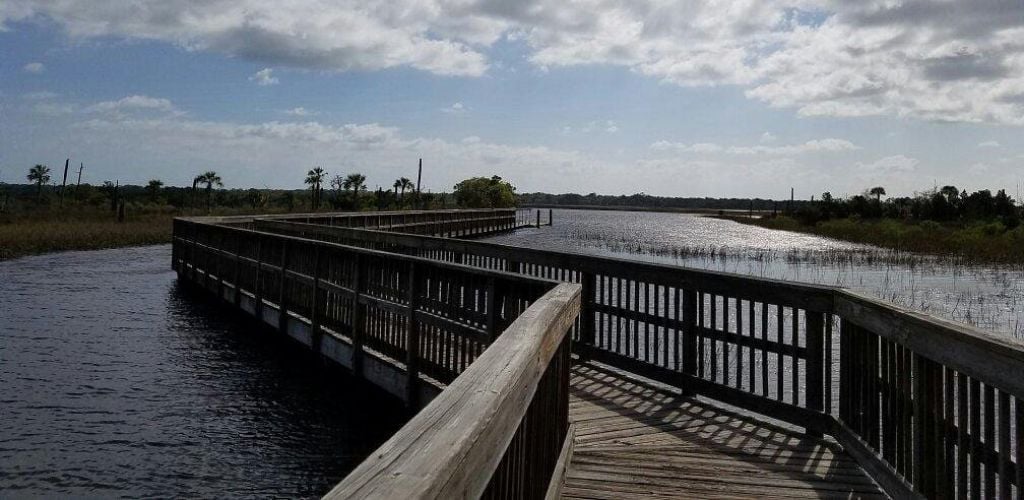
<box><xmin>566</xmin><ymin>362</ymin><xmax>883</xmax><ymax>498</ymax></box>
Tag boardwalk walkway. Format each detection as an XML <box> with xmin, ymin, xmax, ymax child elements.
<box><xmin>565</xmin><ymin>363</ymin><xmax>886</xmax><ymax>499</ymax></box>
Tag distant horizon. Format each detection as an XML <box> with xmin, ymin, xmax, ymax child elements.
<box><xmin>2</xmin><ymin>2</ymin><xmax>1023</xmax><ymax>198</ymax></box>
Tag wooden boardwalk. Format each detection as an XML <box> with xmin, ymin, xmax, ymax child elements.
<box><xmin>564</xmin><ymin>363</ymin><xmax>887</xmax><ymax>499</ymax></box>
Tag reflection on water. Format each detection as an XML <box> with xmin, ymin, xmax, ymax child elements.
<box><xmin>486</xmin><ymin>209</ymin><xmax>1024</xmax><ymax>338</ymax></box>
<box><xmin>0</xmin><ymin>245</ymin><xmax>405</xmax><ymax>498</ymax></box>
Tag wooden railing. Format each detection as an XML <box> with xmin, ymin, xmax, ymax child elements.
<box><xmin>253</xmin><ymin>218</ymin><xmax>1024</xmax><ymax>499</ymax></box>
<box><xmin>172</xmin><ymin>217</ymin><xmax>555</xmax><ymax>404</ymax></box>
<box><xmin>326</xmin><ymin>283</ymin><xmax>580</xmax><ymax>499</ymax></box>
<box><xmin>173</xmin><ymin>215</ymin><xmax>579</xmax><ymax>498</ymax></box>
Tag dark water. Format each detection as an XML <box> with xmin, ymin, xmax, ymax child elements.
<box><xmin>0</xmin><ymin>245</ymin><xmax>406</xmax><ymax>498</ymax></box>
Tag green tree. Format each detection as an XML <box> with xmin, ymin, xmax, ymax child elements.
<box><xmin>27</xmin><ymin>164</ymin><xmax>51</xmax><ymax>202</ymax></box>
<box><xmin>195</xmin><ymin>171</ymin><xmax>222</xmax><ymax>211</ymax></box>
<box><xmin>145</xmin><ymin>179</ymin><xmax>164</xmax><ymax>203</ymax></box>
<box><xmin>343</xmin><ymin>173</ymin><xmax>367</xmax><ymax>208</ymax></box>
<box><xmin>869</xmin><ymin>186</ymin><xmax>886</xmax><ymax>203</ymax></box>
<box><xmin>305</xmin><ymin>166</ymin><xmax>327</xmax><ymax>210</ymax></box>
<box><xmin>453</xmin><ymin>175</ymin><xmax>516</xmax><ymax>208</ymax></box>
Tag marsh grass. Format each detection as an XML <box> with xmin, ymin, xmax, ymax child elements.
<box><xmin>539</xmin><ymin>216</ymin><xmax>1024</xmax><ymax>337</ymax></box>
<box><xmin>0</xmin><ymin>212</ymin><xmax>174</xmax><ymax>260</ymax></box>
<box><xmin>729</xmin><ymin>215</ymin><xmax>1024</xmax><ymax>264</ymax></box>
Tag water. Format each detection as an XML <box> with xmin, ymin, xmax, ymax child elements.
<box><xmin>0</xmin><ymin>245</ymin><xmax>406</xmax><ymax>498</ymax></box>
<box><xmin>487</xmin><ymin>209</ymin><xmax>1024</xmax><ymax>338</ymax></box>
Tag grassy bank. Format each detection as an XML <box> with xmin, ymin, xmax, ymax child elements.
<box><xmin>0</xmin><ymin>212</ymin><xmax>176</xmax><ymax>261</ymax></box>
<box><xmin>729</xmin><ymin>215</ymin><xmax>1024</xmax><ymax>263</ymax></box>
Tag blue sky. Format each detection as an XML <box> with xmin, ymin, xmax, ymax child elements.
<box><xmin>2</xmin><ymin>1</ymin><xmax>1023</xmax><ymax>198</ymax></box>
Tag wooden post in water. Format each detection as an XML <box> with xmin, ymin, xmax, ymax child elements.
<box><xmin>536</xmin><ymin>210</ymin><xmax>541</xmax><ymax>228</ymax></box>
<box><xmin>549</xmin><ymin>209</ymin><xmax>553</xmax><ymax>226</ymax></box>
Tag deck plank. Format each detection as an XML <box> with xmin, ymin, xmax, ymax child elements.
<box><xmin>563</xmin><ymin>363</ymin><xmax>887</xmax><ymax>499</ymax></box>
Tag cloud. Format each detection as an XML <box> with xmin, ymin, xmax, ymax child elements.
<box><xmin>759</xmin><ymin>132</ymin><xmax>777</xmax><ymax>144</ymax></box>
<box><xmin>284</xmin><ymin>107</ymin><xmax>316</xmax><ymax>117</ymax></box>
<box><xmin>23</xmin><ymin>62</ymin><xmax>44</xmax><ymax>73</ymax></box>
<box><xmin>651</xmin><ymin>138</ymin><xmax>859</xmax><ymax>155</ymax></box>
<box><xmin>249</xmin><ymin>68</ymin><xmax>279</xmax><ymax>86</ymax></box>
<box><xmin>978</xmin><ymin>140</ymin><xmax>1001</xmax><ymax>148</ymax></box>
<box><xmin>858</xmin><ymin>155</ymin><xmax>919</xmax><ymax>173</ymax></box>
<box><xmin>604</xmin><ymin>120</ymin><xmax>619</xmax><ymax>133</ymax></box>
<box><xmin>6</xmin><ymin>1</ymin><xmax>1024</xmax><ymax>123</ymax></box>
<box><xmin>441</xmin><ymin>102</ymin><xmax>465</xmax><ymax>114</ymax></box>
<box><xmin>84</xmin><ymin>95</ymin><xmax>180</xmax><ymax>118</ymax></box>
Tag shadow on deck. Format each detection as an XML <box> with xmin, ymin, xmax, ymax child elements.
<box><xmin>565</xmin><ymin>362</ymin><xmax>886</xmax><ymax>499</ymax></box>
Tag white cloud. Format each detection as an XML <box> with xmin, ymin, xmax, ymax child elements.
<box><xmin>284</xmin><ymin>107</ymin><xmax>316</xmax><ymax>117</ymax></box>
<box><xmin>978</xmin><ymin>140</ymin><xmax>1001</xmax><ymax>148</ymax></box>
<box><xmin>6</xmin><ymin>1</ymin><xmax>1024</xmax><ymax>123</ymax></box>
<box><xmin>605</xmin><ymin>120</ymin><xmax>619</xmax><ymax>133</ymax></box>
<box><xmin>249</xmin><ymin>68</ymin><xmax>279</xmax><ymax>86</ymax></box>
<box><xmin>442</xmin><ymin>102</ymin><xmax>465</xmax><ymax>114</ymax></box>
<box><xmin>86</xmin><ymin>95</ymin><xmax>177</xmax><ymax>114</ymax></box>
<box><xmin>23</xmin><ymin>62</ymin><xmax>44</xmax><ymax>73</ymax></box>
<box><xmin>858</xmin><ymin>155</ymin><xmax>919</xmax><ymax>173</ymax></box>
<box><xmin>759</xmin><ymin>132</ymin><xmax>777</xmax><ymax>144</ymax></box>
<box><xmin>651</xmin><ymin>138</ymin><xmax>859</xmax><ymax>155</ymax></box>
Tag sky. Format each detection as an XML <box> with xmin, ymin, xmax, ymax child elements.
<box><xmin>1</xmin><ymin>1</ymin><xmax>1023</xmax><ymax>199</ymax></box>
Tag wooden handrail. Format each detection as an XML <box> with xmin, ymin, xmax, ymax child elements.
<box><xmin>324</xmin><ymin>283</ymin><xmax>581</xmax><ymax>499</ymax></box>
<box><xmin>252</xmin><ymin>215</ymin><xmax>1024</xmax><ymax>499</ymax></box>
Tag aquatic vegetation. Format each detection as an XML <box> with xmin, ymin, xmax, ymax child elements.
<box><xmin>486</xmin><ymin>209</ymin><xmax>1024</xmax><ymax>338</ymax></box>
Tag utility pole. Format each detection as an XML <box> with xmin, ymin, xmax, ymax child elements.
<box><xmin>415</xmin><ymin>158</ymin><xmax>423</xmax><ymax>209</ymax></box>
<box><xmin>76</xmin><ymin>163</ymin><xmax>84</xmax><ymax>193</ymax></box>
<box><xmin>60</xmin><ymin>158</ymin><xmax>70</xmax><ymax>207</ymax></box>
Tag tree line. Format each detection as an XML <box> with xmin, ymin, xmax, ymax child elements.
<box><xmin>4</xmin><ymin>163</ymin><xmax>518</xmax><ymax>215</ymax></box>
<box><xmin>801</xmin><ymin>185</ymin><xmax>1020</xmax><ymax>227</ymax></box>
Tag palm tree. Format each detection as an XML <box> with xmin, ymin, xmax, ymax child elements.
<box><xmin>343</xmin><ymin>173</ymin><xmax>367</xmax><ymax>208</ymax></box>
<box><xmin>869</xmin><ymin>186</ymin><xmax>886</xmax><ymax>203</ymax></box>
<box><xmin>398</xmin><ymin>177</ymin><xmax>414</xmax><ymax>200</ymax></box>
<box><xmin>145</xmin><ymin>179</ymin><xmax>164</xmax><ymax>203</ymax></box>
<box><xmin>305</xmin><ymin>166</ymin><xmax>327</xmax><ymax>210</ymax></box>
<box><xmin>27</xmin><ymin>164</ymin><xmax>50</xmax><ymax>202</ymax></box>
<box><xmin>392</xmin><ymin>179</ymin><xmax>402</xmax><ymax>199</ymax></box>
<box><xmin>196</xmin><ymin>171</ymin><xmax>222</xmax><ymax>211</ymax></box>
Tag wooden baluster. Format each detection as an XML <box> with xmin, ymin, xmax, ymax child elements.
<box><xmin>681</xmin><ymin>289</ymin><xmax>698</xmax><ymax>393</ymax></box>
<box><xmin>805</xmin><ymin>311</ymin><xmax>825</xmax><ymax>434</ymax></box>
<box><xmin>278</xmin><ymin>239</ymin><xmax>290</xmax><ymax>334</ymax></box>
<box><xmin>310</xmin><ymin>246</ymin><xmax>322</xmax><ymax>354</ymax></box>
<box><xmin>352</xmin><ymin>254</ymin><xmax>364</xmax><ymax>377</ymax></box>
<box><xmin>580</xmin><ymin>272</ymin><xmax>595</xmax><ymax>353</ymax></box>
<box><xmin>405</xmin><ymin>261</ymin><xmax>422</xmax><ymax>406</ymax></box>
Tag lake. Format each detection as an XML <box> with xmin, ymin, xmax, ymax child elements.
<box><xmin>0</xmin><ymin>245</ymin><xmax>405</xmax><ymax>498</ymax></box>
<box><xmin>486</xmin><ymin>209</ymin><xmax>1024</xmax><ymax>338</ymax></box>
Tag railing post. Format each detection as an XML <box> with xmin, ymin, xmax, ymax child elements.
<box><xmin>805</xmin><ymin>310</ymin><xmax>825</xmax><ymax>436</ymax></box>
<box><xmin>681</xmin><ymin>289</ymin><xmax>698</xmax><ymax>394</ymax></box>
<box><xmin>580</xmin><ymin>272</ymin><xmax>596</xmax><ymax>352</ymax></box>
<box><xmin>549</xmin><ymin>208</ymin><xmax>553</xmax><ymax>226</ymax></box>
<box><xmin>485</xmin><ymin>277</ymin><xmax>497</xmax><ymax>342</ymax></box>
<box><xmin>232</xmin><ymin>236</ymin><xmax>242</xmax><ymax>307</ymax></box>
<box><xmin>310</xmin><ymin>246</ymin><xmax>322</xmax><ymax>354</ymax></box>
<box><xmin>536</xmin><ymin>210</ymin><xmax>541</xmax><ymax>228</ymax></box>
<box><xmin>278</xmin><ymin>239</ymin><xmax>290</xmax><ymax>334</ymax></box>
<box><xmin>351</xmin><ymin>253</ymin><xmax>364</xmax><ymax>377</ymax></box>
<box><xmin>405</xmin><ymin>261</ymin><xmax>420</xmax><ymax>407</ymax></box>
<box><xmin>254</xmin><ymin>236</ymin><xmax>264</xmax><ymax>321</ymax></box>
